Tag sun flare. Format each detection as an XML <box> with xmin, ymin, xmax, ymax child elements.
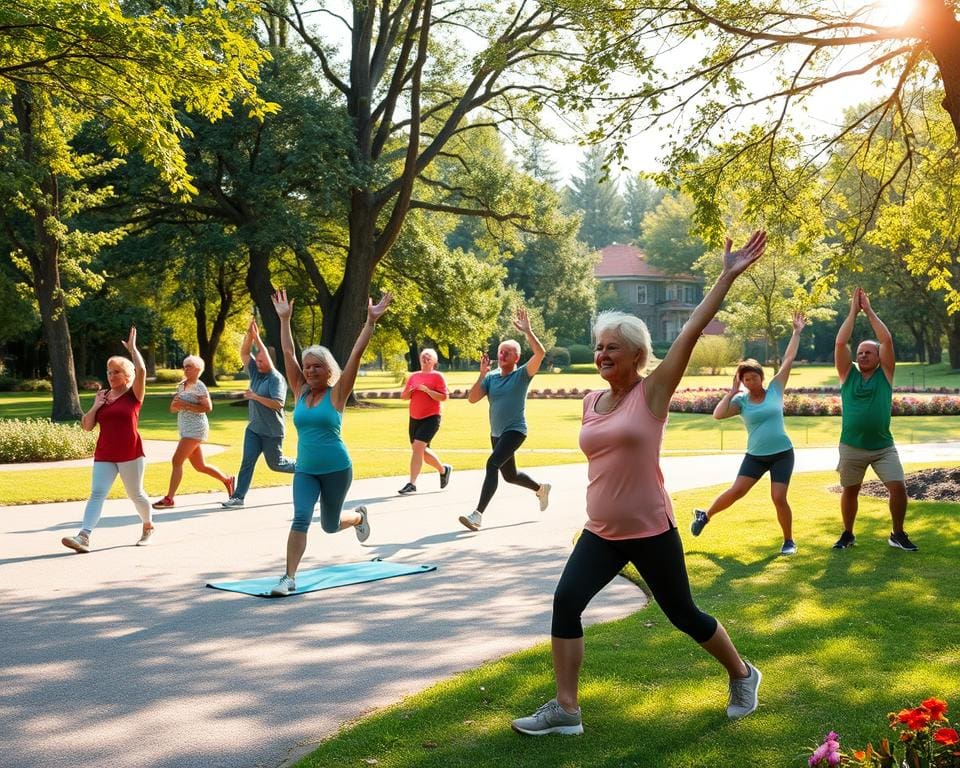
<box><xmin>869</xmin><ymin>0</ymin><xmax>918</xmax><ymax>27</ymax></box>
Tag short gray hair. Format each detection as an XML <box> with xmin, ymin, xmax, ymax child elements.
<box><xmin>182</xmin><ymin>354</ymin><xmax>205</xmax><ymax>373</ymax></box>
<box><xmin>301</xmin><ymin>345</ymin><xmax>341</xmax><ymax>386</ymax></box>
<box><xmin>499</xmin><ymin>339</ymin><xmax>521</xmax><ymax>357</ymax></box>
<box><xmin>420</xmin><ymin>348</ymin><xmax>438</xmax><ymax>363</ymax></box>
<box><xmin>592</xmin><ymin>311</ymin><xmax>652</xmax><ymax>371</ymax></box>
<box><xmin>106</xmin><ymin>355</ymin><xmax>135</xmax><ymax>381</ymax></box>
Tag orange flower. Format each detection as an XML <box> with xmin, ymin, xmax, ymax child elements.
<box><xmin>896</xmin><ymin>707</ymin><xmax>931</xmax><ymax>731</ymax></box>
<box><xmin>934</xmin><ymin>727</ymin><xmax>959</xmax><ymax>746</ymax></box>
<box><xmin>922</xmin><ymin>698</ymin><xmax>949</xmax><ymax>722</ymax></box>
<box><xmin>852</xmin><ymin>750</ymin><xmax>866</xmax><ymax>761</ymax></box>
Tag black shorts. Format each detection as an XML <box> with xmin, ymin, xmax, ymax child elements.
<box><xmin>409</xmin><ymin>415</ymin><xmax>441</xmax><ymax>444</ymax></box>
<box><xmin>738</xmin><ymin>448</ymin><xmax>795</xmax><ymax>484</ymax></box>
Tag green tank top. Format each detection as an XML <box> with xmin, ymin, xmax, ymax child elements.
<box><xmin>840</xmin><ymin>367</ymin><xmax>894</xmax><ymax>450</ymax></box>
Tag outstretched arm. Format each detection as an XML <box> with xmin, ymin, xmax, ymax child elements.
<box><xmin>332</xmin><ymin>294</ymin><xmax>392</xmax><ymax>410</ymax></box>
<box><xmin>513</xmin><ymin>309</ymin><xmax>546</xmax><ymax>377</ymax></box>
<box><xmin>835</xmin><ymin>288</ymin><xmax>860</xmax><ymax>384</ymax></box>
<box><xmin>773</xmin><ymin>312</ymin><xmax>807</xmax><ymax>390</ymax></box>
<box><xmin>646</xmin><ymin>231</ymin><xmax>766</xmax><ymax>418</ymax></box>
<box><xmin>271</xmin><ymin>289</ymin><xmax>305</xmax><ymax>395</ymax></box>
<box><xmin>860</xmin><ymin>290</ymin><xmax>895</xmax><ymax>383</ymax></box>
<box><xmin>120</xmin><ymin>326</ymin><xmax>147</xmax><ymax>402</ymax></box>
<box><xmin>240</xmin><ymin>319</ymin><xmax>256</xmax><ymax>366</ymax></box>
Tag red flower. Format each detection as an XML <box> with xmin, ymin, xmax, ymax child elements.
<box><xmin>897</xmin><ymin>707</ymin><xmax>932</xmax><ymax>731</ymax></box>
<box><xmin>934</xmin><ymin>728</ymin><xmax>959</xmax><ymax>746</ymax></box>
<box><xmin>852</xmin><ymin>750</ymin><xmax>866</xmax><ymax>761</ymax></box>
<box><xmin>922</xmin><ymin>698</ymin><xmax>949</xmax><ymax>722</ymax></box>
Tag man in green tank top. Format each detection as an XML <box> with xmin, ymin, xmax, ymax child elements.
<box><xmin>833</xmin><ymin>288</ymin><xmax>916</xmax><ymax>551</ymax></box>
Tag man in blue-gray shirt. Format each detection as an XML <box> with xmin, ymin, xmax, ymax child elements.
<box><xmin>459</xmin><ymin>309</ymin><xmax>550</xmax><ymax>531</ymax></box>
<box><xmin>222</xmin><ymin>319</ymin><xmax>296</xmax><ymax>508</ymax></box>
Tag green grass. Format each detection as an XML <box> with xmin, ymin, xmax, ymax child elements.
<box><xmin>290</xmin><ymin>464</ymin><xmax>960</xmax><ymax>768</ymax></box>
<box><xmin>3</xmin><ymin>386</ymin><xmax>960</xmax><ymax>504</ymax></box>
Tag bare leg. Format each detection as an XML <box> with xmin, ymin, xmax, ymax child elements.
<box><xmin>886</xmin><ymin>480</ymin><xmax>908</xmax><ymax>533</ymax></box>
<box><xmin>553</xmin><ymin>636</ymin><xmax>585</xmax><ymax>712</ymax></box>
<box><xmin>165</xmin><ymin>438</ymin><xmax>201</xmax><ymax>497</ymax></box>
<box><xmin>285</xmin><ymin>531</ymin><xmax>308</xmax><ymax>578</ymax></box>
<box><xmin>409</xmin><ymin>441</ymin><xmax>425</xmax><ymax>484</ymax></box>
<box><xmin>422</xmin><ymin>445</ymin><xmax>444</xmax><ymax>473</ymax></box>
<box><xmin>699</xmin><ymin>622</ymin><xmax>749</xmax><ymax>679</ymax></box>
<box><xmin>840</xmin><ymin>484</ymin><xmax>861</xmax><ymax>533</ymax></box>
<box><xmin>706</xmin><ymin>475</ymin><xmax>759</xmax><ymax>519</ymax></box>
<box><xmin>339</xmin><ymin>510</ymin><xmax>363</xmax><ymax>530</ymax></box>
<box><xmin>770</xmin><ymin>482</ymin><xmax>793</xmax><ymax>540</ymax></box>
<box><xmin>186</xmin><ymin>443</ymin><xmax>230</xmax><ymax>485</ymax></box>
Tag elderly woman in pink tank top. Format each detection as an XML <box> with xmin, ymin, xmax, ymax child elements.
<box><xmin>511</xmin><ymin>232</ymin><xmax>768</xmax><ymax>737</ymax></box>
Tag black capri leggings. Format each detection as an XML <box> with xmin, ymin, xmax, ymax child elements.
<box><xmin>552</xmin><ymin>527</ymin><xmax>718</xmax><ymax>642</ymax></box>
<box><xmin>476</xmin><ymin>430</ymin><xmax>540</xmax><ymax>512</ymax></box>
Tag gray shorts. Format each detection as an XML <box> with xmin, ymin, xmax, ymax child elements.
<box><xmin>837</xmin><ymin>443</ymin><xmax>904</xmax><ymax>487</ymax></box>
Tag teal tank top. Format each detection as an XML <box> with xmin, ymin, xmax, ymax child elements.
<box><xmin>292</xmin><ymin>388</ymin><xmax>351</xmax><ymax>474</ymax></box>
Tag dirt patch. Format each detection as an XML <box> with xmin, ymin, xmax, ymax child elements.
<box><xmin>832</xmin><ymin>468</ymin><xmax>960</xmax><ymax>502</ymax></box>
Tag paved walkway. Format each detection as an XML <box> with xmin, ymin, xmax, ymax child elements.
<box><xmin>2</xmin><ymin>442</ymin><xmax>959</xmax><ymax>768</ymax></box>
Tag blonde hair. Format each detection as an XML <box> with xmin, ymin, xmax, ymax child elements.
<box><xmin>592</xmin><ymin>311</ymin><xmax>652</xmax><ymax>371</ymax></box>
<box><xmin>301</xmin><ymin>345</ymin><xmax>341</xmax><ymax>386</ymax></box>
<box><xmin>106</xmin><ymin>355</ymin><xmax>135</xmax><ymax>381</ymax></box>
<box><xmin>182</xmin><ymin>354</ymin><xmax>205</xmax><ymax>374</ymax></box>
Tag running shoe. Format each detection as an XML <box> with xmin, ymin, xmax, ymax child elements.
<box><xmin>511</xmin><ymin>699</ymin><xmax>583</xmax><ymax>736</ymax></box>
<box><xmin>888</xmin><ymin>530</ymin><xmax>918</xmax><ymax>552</ymax></box>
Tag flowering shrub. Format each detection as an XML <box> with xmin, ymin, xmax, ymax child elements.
<box><xmin>809</xmin><ymin>698</ymin><xmax>960</xmax><ymax>767</ymax></box>
<box><xmin>0</xmin><ymin>418</ymin><xmax>97</xmax><ymax>463</ymax></box>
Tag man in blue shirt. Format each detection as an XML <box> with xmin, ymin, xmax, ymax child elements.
<box><xmin>222</xmin><ymin>319</ymin><xmax>296</xmax><ymax>508</ymax></box>
<box><xmin>459</xmin><ymin>308</ymin><xmax>551</xmax><ymax>531</ymax></box>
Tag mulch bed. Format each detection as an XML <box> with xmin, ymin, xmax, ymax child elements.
<box><xmin>833</xmin><ymin>467</ymin><xmax>960</xmax><ymax>502</ymax></box>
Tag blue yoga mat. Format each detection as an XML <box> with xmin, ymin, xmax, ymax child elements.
<box><xmin>207</xmin><ymin>559</ymin><xmax>437</xmax><ymax>598</ymax></box>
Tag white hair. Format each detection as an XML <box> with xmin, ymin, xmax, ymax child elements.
<box><xmin>499</xmin><ymin>339</ymin><xmax>521</xmax><ymax>357</ymax></box>
<box><xmin>592</xmin><ymin>311</ymin><xmax>652</xmax><ymax>371</ymax></box>
<box><xmin>420</xmin><ymin>348</ymin><xmax>438</xmax><ymax>363</ymax></box>
<box><xmin>182</xmin><ymin>354</ymin><xmax>205</xmax><ymax>373</ymax></box>
<box><xmin>106</xmin><ymin>355</ymin><xmax>134</xmax><ymax>381</ymax></box>
<box><xmin>301</xmin><ymin>345</ymin><xmax>341</xmax><ymax>386</ymax></box>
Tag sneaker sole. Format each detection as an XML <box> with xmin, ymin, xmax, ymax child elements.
<box><xmin>511</xmin><ymin>723</ymin><xmax>583</xmax><ymax>736</ymax></box>
<box><xmin>61</xmin><ymin>538</ymin><xmax>89</xmax><ymax>554</ymax></box>
<box><xmin>458</xmin><ymin>515</ymin><xmax>480</xmax><ymax>532</ymax></box>
<box><xmin>152</xmin><ymin>503</ymin><xmax>174</xmax><ymax>509</ymax></box>
<box><xmin>398</xmin><ymin>489</ymin><xmax>416</xmax><ymax>495</ymax></box>
<box><xmin>270</xmin><ymin>588</ymin><xmax>293</xmax><ymax>597</ymax></box>
<box><xmin>888</xmin><ymin>540</ymin><xmax>918</xmax><ymax>552</ymax></box>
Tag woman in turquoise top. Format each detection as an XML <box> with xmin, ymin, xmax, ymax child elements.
<box><xmin>691</xmin><ymin>312</ymin><xmax>806</xmax><ymax>555</ymax></box>
<box><xmin>269</xmin><ymin>287</ymin><xmax>392</xmax><ymax>596</ymax></box>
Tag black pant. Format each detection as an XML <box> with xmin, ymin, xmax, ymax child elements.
<box><xmin>552</xmin><ymin>528</ymin><xmax>718</xmax><ymax>642</ymax></box>
<box><xmin>476</xmin><ymin>431</ymin><xmax>540</xmax><ymax>513</ymax></box>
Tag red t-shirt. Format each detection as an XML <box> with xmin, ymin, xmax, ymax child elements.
<box><xmin>404</xmin><ymin>371</ymin><xmax>447</xmax><ymax>419</ymax></box>
<box><xmin>93</xmin><ymin>389</ymin><xmax>145</xmax><ymax>462</ymax></box>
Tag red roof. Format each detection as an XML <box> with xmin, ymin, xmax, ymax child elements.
<box><xmin>595</xmin><ymin>243</ymin><xmax>697</xmax><ymax>280</ymax></box>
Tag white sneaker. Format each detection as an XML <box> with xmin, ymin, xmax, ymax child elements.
<box><xmin>62</xmin><ymin>532</ymin><xmax>90</xmax><ymax>553</ymax></box>
<box><xmin>459</xmin><ymin>510</ymin><xmax>482</xmax><ymax>531</ymax></box>
<box><xmin>136</xmin><ymin>524</ymin><xmax>155</xmax><ymax>546</ymax></box>
<box><xmin>221</xmin><ymin>497</ymin><xmax>245</xmax><ymax>509</ymax></box>
<box><xmin>354</xmin><ymin>506</ymin><xmax>370</xmax><ymax>543</ymax></box>
<box><xmin>271</xmin><ymin>574</ymin><xmax>296</xmax><ymax>597</ymax></box>
<box><xmin>536</xmin><ymin>483</ymin><xmax>551</xmax><ymax>512</ymax></box>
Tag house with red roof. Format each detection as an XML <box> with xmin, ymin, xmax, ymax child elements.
<box><xmin>595</xmin><ymin>243</ymin><xmax>724</xmax><ymax>343</ymax></box>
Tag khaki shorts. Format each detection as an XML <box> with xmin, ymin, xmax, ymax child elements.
<box><xmin>837</xmin><ymin>443</ymin><xmax>905</xmax><ymax>487</ymax></box>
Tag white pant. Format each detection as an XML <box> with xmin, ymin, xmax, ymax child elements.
<box><xmin>81</xmin><ymin>458</ymin><xmax>151</xmax><ymax>534</ymax></box>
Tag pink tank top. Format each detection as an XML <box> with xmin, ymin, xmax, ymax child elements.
<box><xmin>578</xmin><ymin>379</ymin><xmax>675</xmax><ymax>539</ymax></box>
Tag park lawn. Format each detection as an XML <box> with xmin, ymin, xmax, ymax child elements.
<box><xmin>290</xmin><ymin>465</ymin><xmax>960</xmax><ymax>768</ymax></box>
<box><xmin>3</xmin><ymin>387</ymin><xmax>960</xmax><ymax>504</ymax></box>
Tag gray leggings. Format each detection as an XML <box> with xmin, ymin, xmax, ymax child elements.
<box><xmin>81</xmin><ymin>458</ymin><xmax>151</xmax><ymax>533</ymax></box>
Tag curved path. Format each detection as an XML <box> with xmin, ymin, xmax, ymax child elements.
<box><xmin>2</xmin><ymin>442</ymin><xmax>959</xmax><ymax>768</ymax></box>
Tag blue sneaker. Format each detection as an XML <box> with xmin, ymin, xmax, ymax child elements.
<box><xmin>780</xmin><ymin>539</ymin><xmax>797</xmax><ymax>555</ymax></box>
<box><xmin>691</xmin><ymin>509</ymin><xmax>710</xmax><ymax>536</ymax></box>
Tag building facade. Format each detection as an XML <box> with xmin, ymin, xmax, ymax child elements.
<box><xmin>596</xmin><ymin>243</ymin><xmax>721</xmax><ymax>343</ymax></box>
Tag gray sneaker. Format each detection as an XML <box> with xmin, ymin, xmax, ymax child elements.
<box><xmin>512</xmin><ymin>699</ymin><xmax>583</xmax><ymax>736</ymax></box>
<box><xmin>270</xmin><ymin>574</ymin><xmax>296</xmax><ymax>597</ymax></box>
<box><xmin>536</xmin><ymin>483</ymin><xmax>551</xmax><ymax>511</ymax></box>
<box><xmin>691</xmin><ymin>509</ymin><xmax>709</xmax><ymax>536</ymax></box>
<box><xmin>727</xmin><ymin>661</ymin><xmax>761</xmax><ymax>719</ymax></box>
<box><xmin>62</xmin><ymin>532</ymin><xmax>90</xmax><ymax>553</ymax></box>
<box><xmin>459</xmin><ymin>510</ymin><xmax>482</xmax><ymax>531</ymax></box>
<box><xmin>221</xmin><ymin>497</ymin><xmax>245</xmax><ymax>509</ymax></box>
<box><xmin>354</xmin><ymin>506</ymin><xmax>370</xmax><ymax>543</ymax></box>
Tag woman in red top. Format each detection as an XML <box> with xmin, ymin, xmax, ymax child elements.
<box><xmin>397</xmin><ymin>348</ymin><xmax>452</xmax><ymax>495</ymax></box>
<box><xmin>62</xmin><ymin>327</ymin><xmax>154</xmax><ymax>553</ymax></box>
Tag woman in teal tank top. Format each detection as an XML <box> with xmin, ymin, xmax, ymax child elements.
<box><xmin>690</xmin><ymin>312</ymin><xmax>806</xmax><ymax>555</ymax></box>
<box><xmin>267</xmin><ymin>288</ymin><xmax>392</xmax><ymax>597</ymax></box>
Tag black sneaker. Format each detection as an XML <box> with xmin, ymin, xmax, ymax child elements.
<box><xmin>398</xmin><ymin>482</ymin><xmax>417</xmax><ymax>495</ymax></box>
<box><xmin>440</xmin><ymin>464</ymin><xmax>453</xmax><ymax>489</ymax></box>
<box><xmin>888</xmin><ymin>530</ymin><xmax>918</xmax><ymax>552</ymax></box>
<box><xmin>832</xmin><ymin>530</ymin><xmax>856</xmax><ymax>549</ymax></box>
<box><xmin>691</xmin><ymin>509</ymin><xmax>709</xmax><ymax>536</ymax></box>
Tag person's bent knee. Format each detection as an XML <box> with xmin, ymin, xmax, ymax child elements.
<box><xmin>551</xmin><ymin>589</ymin><xmax>587</xmax><ymax>638</ymax></box>
<box><xmin>666</xmin><ymin>609</ymin><xmax>717</xmax><ymax>643</ymax></box>
<box><xmin>319</xmin><ymin>517</ymin><xmax>340</xmax><ymax>534</ymax></box>
<box><xmin>290</xmin><ymin>519</ymin><xmax>312</xmax><ymax>534</ymax></box>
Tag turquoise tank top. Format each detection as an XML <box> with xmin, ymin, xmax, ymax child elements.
<box><xmin>292</xmin><ymin>388</ymin><xmax>351</xmax><ymax>474</ymax></box>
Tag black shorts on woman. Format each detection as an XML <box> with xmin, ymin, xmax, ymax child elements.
<box><xmin>408</xmin><ymin>414</ymin><xmax>441</xmax><ymax>444</ymax></box>
<box><xmin>737</xmin><ymin>447</ymin><xmax>794</xmax><ymax>484</ymax></box>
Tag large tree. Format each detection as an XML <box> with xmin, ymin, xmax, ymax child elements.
<box><xmin>562</xmin><ymin>0</ymin><xmax>960</xmax><ymax>238</ymax></box>
<box><xmin>0</xmin><ymin>0</ymin><xmax>270</xmax><ymax>419</ymax></box>
<box><xmin>564</xmin><ymin>144</ymin><xmax>626</xmax><ymax>249</ymax></box>
<box><xmin>268</xmin><ymin>0</ymin><xmax>585</xmax><ymax>371</ymax></box>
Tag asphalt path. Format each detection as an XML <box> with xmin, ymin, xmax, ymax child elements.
<box><xmin>3</xmin><ymin>442</ymin><xmax>959</xmax><ymax>768</ymax></box>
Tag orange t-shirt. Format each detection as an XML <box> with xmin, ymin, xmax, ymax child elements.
<box><xmin>578</xmin><ymin>379</ymin><xmax>675</xmax><ymax>539</ymax></box>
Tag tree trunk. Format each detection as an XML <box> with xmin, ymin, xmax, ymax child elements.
<box><xmin>948</xmin><ymin>313</ymin><xmax>960</xmax><ymax>369</ymax></box>
<box><xmin>921</xmin><ymin>0</ymin><xmax>960</xmax><ymax>138</ymax></box>
<box><xmin>246</xmin><ymin>243</ymin><xmax>283</xmax><ymax>370</ymax></box>
<box><xmin>928</xmin><ymin>342</ymin><xmax>943</xmax><ymax>364</ymax></box>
